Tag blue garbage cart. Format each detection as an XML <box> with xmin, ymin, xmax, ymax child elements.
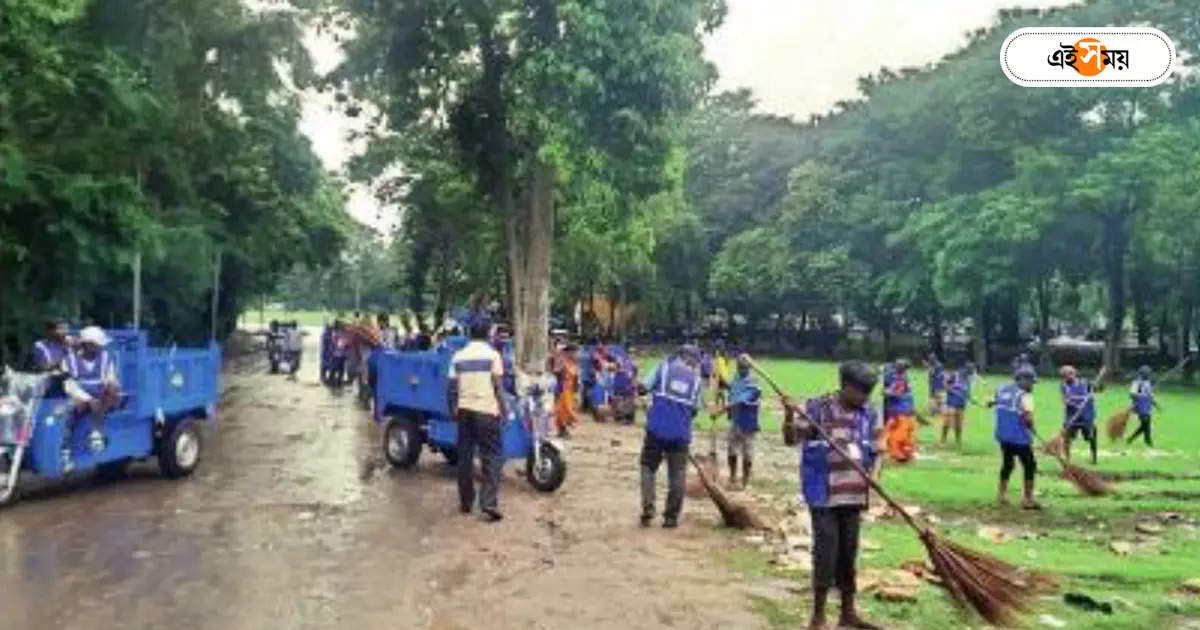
<box><xmin>0</xmin><ymin>329</ymin><xmax>221</xmax><ymax>506</ymax></box>
<box><xmin>373</xmin><ymin>337</ymin><xmax>566</xmax><ymax>492</ymax></box>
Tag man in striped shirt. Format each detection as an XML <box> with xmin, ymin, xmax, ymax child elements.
<box><xmin>783</xmin><ymin>361</ymin><xmax>882</xmax><ymax>630</ymax></box>
<box><xmin>448</xmin><ymin>318</ymin><xmax>509</xmax><ymax>522</ymax></box>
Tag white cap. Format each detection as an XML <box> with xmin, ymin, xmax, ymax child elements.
<box><xmin>79</xmin><ymin>326</ymin><xmax>109</xmax><ymax>347</ymax></box>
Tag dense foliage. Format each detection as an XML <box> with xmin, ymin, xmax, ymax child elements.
<box><xmin>0</xmin><ymin>0</ymin><xmax>348</xmax><ymax>361</ymax></box>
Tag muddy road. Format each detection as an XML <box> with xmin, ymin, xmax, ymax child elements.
<box><xmin>0</xmin><ymin>338</ymin><xmax>767</xmax><ymax>630</ymax></box>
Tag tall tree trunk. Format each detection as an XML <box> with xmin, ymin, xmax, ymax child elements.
<box><xmin>1101</xmin><ymin>213</ymin><xmax>1128</xmax><ymax>375</ymax></box>
<box><xmin>979</xmin><ymin>300</ymin><xmax>993</xmax><ymax>369</ymax></box>
<box><xmin>1183</xmin><ymin>302</ymin><xmax>1195</xmax><ymax>385</ymax></box>
<box><xmin>1035</xmin><ymin>278</ymin><xmax>1051</xmax><ymax>340</ymax></box>
<box><xmin>1157</xmin><ymin>309</ymin><xmax>1170</xmax><ymax>360</ymax></box>
<box><xmin>930</xmin><ymin>302</ymin><xmax>945</xmax><ymax>359</ymax></box>
<box><xmin>507</xmin><ymin>160</ymin><xmax>555</xmax><ymax>373</ymax></box>
<box><xmin>1133</xmin><ymin>286</ymin><xmax>1150</xmax><ymax>347</ymax></box>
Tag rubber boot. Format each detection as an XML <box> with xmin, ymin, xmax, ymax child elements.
<box><xmin>997</xmin><ymin>479</ymin><xmax>1010</xmax><ymax>506</ymax></box>
<box><xmin>742</xmin><ymin>460</ymin><xmax>752</xmax><ymax>489</ymax></box>
<box><xmin>807</xmin><ymin>587</ymin><xmax>828</xmax><ymax>630</ymax></box>
<box><xmin>727</xmin><ymin>455</ymin><xmax>738</xmax><ymax>489</ymax></box>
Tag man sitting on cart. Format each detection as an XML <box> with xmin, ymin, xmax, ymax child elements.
<box><xmin>62</xmin><ymin>326</ymin><xmax>122</xmax><ymax>469</ymax></box>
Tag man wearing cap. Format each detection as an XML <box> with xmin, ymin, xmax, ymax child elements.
<box><xmin>716</xmin><ymin>354</ymin><xmax>760</xmax><ymax>488</ymax></box>
<box><xmin>782</xmin><ymin>361</ymin><xmax>882</xmax><ymax>630</ymax></box>
<box><xmin>639</xmin><ymin>345</ymin><xmax>704</xmax><ymax>529</ymax></box>
<box><xmin>63</xmin><ymin>327</ymin><xmax>122</xmax><ymax>467</ymax></box>
<box><xmin>989</xmin><ymin>366</ymin><xmax>1040</xmax><ymax>509</ymax></box>
<box><xmin>1127</xmin><ymin>365</ymin><xmax>1160</xmax><ymax>447</ymax></box>
<box><xmin>1060</xmin><ymin>365</ymin><xmax>1100</xmax><ymax>464</ymax></box>
<box><xmin>448</xmin><ymin>317</ymin><xmax>509</xmax><ymax>522</ymax></box>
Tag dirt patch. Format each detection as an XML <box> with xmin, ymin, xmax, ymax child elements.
<box><xmin>1099</xmin><ymin>470</ymin><xmax>1200</xmax><ymax>482</ymax></box>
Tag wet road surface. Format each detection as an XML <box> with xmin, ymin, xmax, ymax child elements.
<box><xmin>0</xmin><ymin>337</ymin><xmax>766</xmax><ymax>630</ymax></box>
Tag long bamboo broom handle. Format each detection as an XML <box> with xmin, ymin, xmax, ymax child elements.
<box><xmin>746</xmin><ymin>358</ymin><xmax>926</xmax><ymax>534</ymax></box>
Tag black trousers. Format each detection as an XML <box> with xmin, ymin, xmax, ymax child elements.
<box><xmin>999</xmin><ymin>442</ymin><xmax>1037</xmax><ymax>482</ymax></box>
<box><xmin>639</xmin><ymin>433</ymin><xmax>688</xmax><ymax>521</ymax></box>
<box><xmin>810</xmin><ymin>506</ymin><xmax>863</xmax><ymax>592</ymax></box>
<box><xmin>457</xmin><ymin>410</ymin><xmax>502</xmax><ymax>513</ymax></box>
<box><xmin>1128</xmin><ymin>414</ymin><xmax>1152</xmax><ymax>446</ymax></box>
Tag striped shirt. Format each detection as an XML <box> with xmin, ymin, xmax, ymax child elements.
<box><xmin>806</xmin><ymin>396</ymin><xmax>881</xmax><ymax>507</ymax></box>
<box><xmin>448</xmin><ymin>340</ymin><xmax>504</xmax><ymax>417</ymax></box>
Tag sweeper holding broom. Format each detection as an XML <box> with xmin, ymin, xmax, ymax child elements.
<box><xmin>782</xmin><ymin>360</ymin><xmax>883</xmax><ymax>630</ymax></box>
<box><xmin>988</xmin><ymin>366</ymin><xmax>1042</xmax><ymax>509</ymax></box>
<box><xmin>1060</xmin><ymin>365</ymin><xmax>1102</xmax><ymax>464</ymax></box>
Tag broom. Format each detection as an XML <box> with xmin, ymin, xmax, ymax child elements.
<box><xmin>687</xmin><ymin>453</ymin><xmax>773</xmax><ymax>530</ymax></box>
<box><xmin>1044</xmin><ymin>365</ymin><xmax>1106</xmax><ymax>459</ymax></box>
<box><xmin>1030</xmin><ymin>428</ymin><xmax>1111</xmax><ymax>496</ymax></box>
<box><xmin>747</xmin><ymin>358</ymin><xmax>1056</xmax><ymax>626</ymax></box>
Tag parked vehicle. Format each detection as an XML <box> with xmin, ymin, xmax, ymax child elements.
<box><xmin>0</xmin><ymin>330</ymin><xmax>221</xmax><ymax>506</ymax></box>
<box><xmin>373</xmin><ymin>337</ymin><xmax>566</xmax><ymax>492</ymax></box>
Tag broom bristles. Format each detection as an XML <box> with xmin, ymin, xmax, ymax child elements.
<box><xmin>920</xmin><ymin>530</ymin><xmax>1057</xmax><ymax>626</ymax></box>
<box><xmin>1060</xmin><ymin>463</ymin><xmax>1112</xmax><ymax>496</ymax></box>
<box><xmin>688</xmin><ymin>454</ymin><xmax>772</xmax><ymax>530</ymax></box>
<box><xmin>1105</xmin><ymin>408</ymin><xmax>1133</xmax><ymax>442</ymax></box>
<box><xmin>1043</xmin><ymin>432</ymin><xmax>1065</xmax><ymax>457</ymax></box>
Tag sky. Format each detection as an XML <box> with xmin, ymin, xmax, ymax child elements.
<box><xmin>297</xmin><ymin>0</ymin><xmax>1078</xmax><ymax>231</ymax></box>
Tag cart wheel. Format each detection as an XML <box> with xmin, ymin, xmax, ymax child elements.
<box><xmin>96</xmin><ymin>458</ymin><xmax>132</xmax><ymax>482</ymax></box>
<box><xmin>383</xmin><ymin>415</ymin><xmax>422</xmax><ymax>469</ymax></box>
<box><xmin>159</xmin><ymin>419</ymin><xmax>202</xmax><ymax>479</ymax></box>
<box><xmin>526</xmin><ymin>442</ymin><xmax>566</xmax><ymax>493</ymax></box>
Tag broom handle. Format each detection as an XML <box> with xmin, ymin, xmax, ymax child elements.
<box><xmin>747</xmin><ymin>359</ymin><xmax>926</xmax><ymax>534</ymax></box>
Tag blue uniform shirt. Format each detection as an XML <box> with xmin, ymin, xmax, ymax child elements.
<box><xmin>1062</xmin><ymin>379</ymin><xmax>1095</xmax><ymax>425</ymax></box>
<box><xmin>994</xmin><ymin>382</ymin><xmax>1033</xmax><ymax>446</ymax></box>
<box><xmin>883</xmin><ymin>367</ymin><xmax>914</xmax><ymax>417</ymax></box>
<box><xmin>644</xmin><ymin>358</ymin><xmax>703</xmax><ymax>443</ymax></box>
<box><xmin>728</xmin><ymin>374</ymin><xmax>761</xmax><ymax>433</ymax></box>
<box><xmin>1130</xmin><ymin>379</ymin><xmax>1154</xmax><ymax>415</ymax></box>
<box><xmin>33</xmin><ymin>339</ymin><xmax>68</xmax><ymax>372</ymax></box>
<box><xmin>929</xmin><ymin>363</ymin><xmax>945</xmax><ymax>395</ymax></box>
<box><xmin>945</xmin><ymin>371</ymin><xmax>971</xmax><ymax>410</ymax></box>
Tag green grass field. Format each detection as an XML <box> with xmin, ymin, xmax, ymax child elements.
<box><xmin>640</xmin><ymin>356</ymin><xmax>1200</xmax><ymax>629</ymax></box>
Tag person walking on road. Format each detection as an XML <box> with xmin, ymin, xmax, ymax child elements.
<box><xmin>639</xmin><ymin>345</ymin><xmax>703</xmax><ymax>529</ymax></box>
<box><xmin>448</xmin><ymin>318</ymin><xmax>509</xmax><ymax>523</ymax></box>
<box><xmin>782</xmin><ymin>361</ymin><xmax>882</xmax><ymax>630</ymax></box>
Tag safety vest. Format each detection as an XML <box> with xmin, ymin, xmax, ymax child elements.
<box><xmin>1131</xmin><ymin>379</ymin><xmax>1154</xmax><ymax>415</ymax></box>
<box><xmin>883</xmin><ymin>367</ymin><xmax>914</xmax><ymax>417</ymax></box>
<box><xmin>646</xmin><ymin>359</ymin><xmax>702</xmax><ymax>442</ymax></box>
<box><xmin>929</xmin><ymin>364</ymin><xmax>945</xmax><ymax>394</ymax></box>
<box><xmin>1062</xmin><ymin>379</ymin><xmax>1095</xmax><ymax>425</ymax></box>
<box><xmin>945</xmin><ymin>371</ymin><xmax>970</xmax><ymax>409</ymax></box>
<box><xmin>993</xmin><ymin>382</ymin><xmax>1030</xmax><ymax>445</ymax></box>
<box><xmin>33</xmin><ymin>339</ymin><xmax>67</xmax><ymax>370</ymax></box>
<box><xmin>799</xmin><ymin>395</ymin><xmax>877</xmax><ymax>507</ymax></box>
<box><xmin>67</xmin><ymin>350</ymin><xmax>110</xmax><ymax>398</ymax></box>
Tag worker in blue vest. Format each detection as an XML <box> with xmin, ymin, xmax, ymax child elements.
<box><xmin>32</xmin><ymin>318</ymin><xmax>71</xmax><ymax>373</ymax></box>
<box><xmin>639</xmin><ymin>345</ymin><xmax>704</xmax><ymax>529</ymax></box>
<box><xmin>989</xmin><ymin>366</ymin><xmax>1040</xmax><ymax>509</ymax></box>
<box><xmin>940</xmin><ymin>364</ymin><xmax>972</xmax><ymax>449</ymax></box>
<box><xmin>782</xmin><ymin>360</ymin><xmax>881</xmax><ymax>630</ymax></box>
<box><xmin>1060</xmin><ymin>365</ymin><xmax>1101</xmax><ymax>464</ymax></box>
<box><xmin>717</xmin><ymin>354</ymin><xmax>760</xmax><ymax>488</ymax></box>
<box><xmin>1127</xmin><ymin>365</ymin><xmax>1160</xmax><ymax>447</ymax></box>
<box><xmin>62</xmin><ymin>327</ymin><xmax>122</xmax><ymax>469</ymax></box>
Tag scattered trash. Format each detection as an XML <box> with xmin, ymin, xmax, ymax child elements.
<box><xmin>743</xmin><ymin>534</ymin><xmax>765</xmax><ymax>545</ymax></box>
<box><xmin>297</xmin><ymin>511</ymin><xmax>315</xmax><ymax>521</ymax></box>
<box><xmin>861</xmin><ymin>538</ymin><xmax>882</xmax><ymax>552</ymax></box>
<box><xmin>1064</xmin><ymin>592</ymin><xmax>1113</xmax><ymax>614</ymax></box>
<box><xmin>861</xmin><ymin>569</ymin><xmax>921</xmax><ymax>603</ymax></box>
<box><xmin>1038</xmin><ymin>614</ymin><xmax>1066</xmax><ymax>628</ymax></box>
<box><xmin>1180</xmin><ymin>578</ymin><xmax>1200</xmax><ymax>595</ymax></box>
<box><xmin>1109</xmin><ymin>541</ymin><xmax>1134</xmax><ymax>556</ymax></box>
<box><xmin>1136</xmin><ymin>522</ymin><xmax>1165</xmax><ymax>536</ymax></box>
<box><xmin>1109</xmin><ymin>596</ymin><xmax>1140</xmax><ymax>611</ymax></box>
<box><xmin>978</xmin><ymin>525</ymin><xmax>1014</xmax><ymax>544</ymax></box>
